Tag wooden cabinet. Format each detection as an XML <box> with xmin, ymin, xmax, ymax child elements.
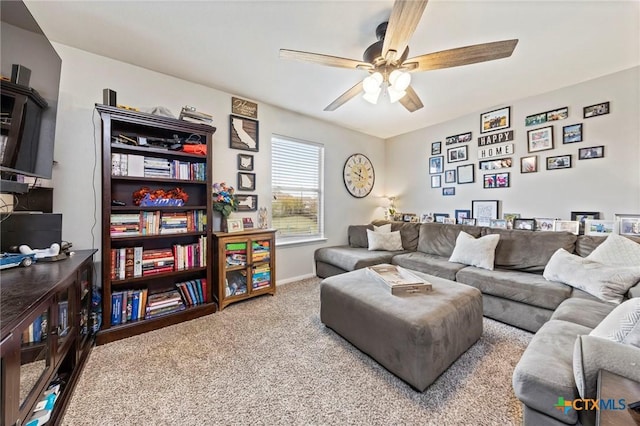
<box><xmin>96</xmin><ymin>105</ymin><xmax>217</xmax><ymax>345</ymax></box>
<box><xmin>213</xmin><ymin>229</ymin><xmax>276</xmax><ymax>310</ymax></box>
<box><xmin>0</xmin><ymin>250</ymin><xmax>96</xmax><ymax>426</ymax></box>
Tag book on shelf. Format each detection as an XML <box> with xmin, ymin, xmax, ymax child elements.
<box><xmin>366</xmin><ymin>264</ymin><xmax>432</xmax><ymax>296</ymax></box>
<box><xmin>226</xmin><ymin>270</ymin><xmax>247</xmax><ymax>297</ymax></box>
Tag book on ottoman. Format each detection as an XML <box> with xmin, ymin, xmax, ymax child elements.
<box><xmin>367</xmin><ymin>264</ymin><xmax>432</xmax><ymax>296</ymax></box>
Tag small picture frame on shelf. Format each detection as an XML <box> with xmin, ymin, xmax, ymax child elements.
<box><xmin>513</xmin><ymin>218</ymin><xmax>535</xmax><ymax>231</ymax></box>
<box><xmin>433</xmin><ymin>213</ymin><xmax>450</xmax><ymax>223</ymax></box>
<box><xmin>238</xmin><ymin>153</ymin><xmax>254</xmax><ymax>171</ymax></box>
<box><xmin>616</xmin><ymin>214</ymin><xmax>640</xmax><ymax>236</ymax></box>
<box><xmin>226</xmin><ymin>218</ymin><xmax>244</xmax><ymax>233</ymax></box>
<box><xmin>472</xmin><ymin>200</ymin><xmax>499</xmax><ymax>226</ymax></box>
<box><xmin>553</xmin><ymin>220</ymin><xmax>580</xmax><ymax>235</ymax></box>
<box><xmin>237</xmin><ymin>172</ymin><xmax>256</xmax><ymax>191</ymax></box>
<box><xmin>230</xmin><ymin>114</ymin><xmax>259</xmax><ymax>152</ymax></box>
<box><xmin>237</xmin><ymin>194</ymin><xmax>258</xmax><ymax>211</ymax></box>
<box><xmin>455</xmin><ymin>209</ymin><xmax>471</xmax><ymax>223</ymax></box>
<box><xmin>490</xmin><ymin>219</ymin><xmax>508</xmax><ymax>229</ymax></box>
<box><xmin>461</xmin><ymin>218</ymin><xmax>477</xmax><ymax>226</ymax></box>
<box><xmin>584</xmin><ymin>219</ymin><xmax>615</xmax><ymax>236</ymax></box>
<box><xmin>535</xmin><ymin>218</ymin><xmax>555</xmax><ymax>231</ymax></box>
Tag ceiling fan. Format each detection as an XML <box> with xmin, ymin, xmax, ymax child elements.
<box><xmin>279</xmin><ymin>0</ymin><xmax>518</xmax><ymax>113</ymax></box>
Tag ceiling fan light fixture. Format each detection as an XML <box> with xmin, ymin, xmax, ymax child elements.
<box><xmin>363</xmin><ymin>72</ymin><xmax>383</xmax><ymax>93</ymax></box>
<box><xmin>362</xmin><ymin>87</ymin><xmax>381</xmax><ymax>104</ymax></box>
<box><xmin>387</xmin><ymin>86</ymin><xmax>407</xmax><ymax>103</ymax></box>
<box><xmin>389</xmin><ymin>69</ymin><xmax>411</xmax><ymax>91</ymax></box>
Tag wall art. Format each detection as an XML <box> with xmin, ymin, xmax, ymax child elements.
<box><xmin>479</xmin><ymin>158</ymin><xmax>512</xmax><ymax>171</ymax></box>
<box><xmin>429</xmin><ymin>156</ymin><xmax>444</xmax><ymax>174</ymax></box>
<box><xmin>584</xmin><ymin>102</ymin><xmax>609</xmax><ymax>118</ymax></box>
<box><xmin>431</xmin><ymin>175</ymin><xmax>441</xmax><ymax>188</ymax></box>
<box><xmin>483</xmin><ymin>172</ymin><xmax>510</xmax><ymax>189</ymax></box>
<box><xmin>445</xmin><ymin>131</ymin><xmax>472</xmax><ymax>145</ymax></box>
<box><xmin>442</xmin><ymin>187</ymin><xmax>455</xmax><ymax>196</ymax></box>
<box><xmin>232</xmin><ymin>97</ymin><xmax>258</xmax><ymax>119</ymax></box>
<box><xmin>546</xmin><ymin>155</ymin><xmax>572</xmax><ymax>170</ymax></box>
<box><xmin>527</xmin><ymin>126</ymin><xmax>554</xmax><ymax>153</ymax></box>
<box><xmin>444</xmin><ymin>169</ymin><xmax>456</xmax><ymax>183</ymax></box>
<box><xmin>472</xmin><ymin>200</ymin><xmax>499</xmax><ymax>225</ymax></box>
<box><xmin>237</xmin><ymin>194</ymin><xmax>258</xmax><ymax>211</ymax></box>
<box><xmin>478</xmin><ymin>143</ymin><xmax>514</xmax><ymax>160</ymax></box>
<box><xmin>447</xmin><ymin>145</ymin><xmax>468</xmax><ymax>163</ymax></box>
<box><xmin>525</xmin><ymin>106</ymin><xmax>568</xmax><ymax>126</ymax></box>
<box><xmin>578</xmin><ymin>146</ymin><xmax>604</xmax><ymax>160</ymax></box>
<box><xmin>457</xmin><ymin>164</ymin><xmax>475</xmax><ymax>184</ymax></box>
<box><xmin>480</xmin><ymin>106</ymin><xmax>510</xmax><ymax>134</ymax></box>
<box><xmin>431</xmin><ymin>141</ymin><xmax>442</xmax><ymax>155</ymax></box>
<box><xmin>238</xmin><ymin>154</ymin><xmax>254</xmax><ymax>171</ymax></box>
<box><xmin>478</xmin><ymin>130</ymin><xmax>514</xmax><ymax>147</ymax></box>
<box><xmin>230</xmin><ymin>114</ymin><xmax>259</xmax><ymax>152</ymax></box>
<box><xmin>520</xmin><ymin>155</ymin><xmax>537</xmax><ymax>173</ymax></box>
<box><xmin>237</xmin><ymin>172</ymin><xmax>256</xmax><ymax>191</ymax></box>
<box><xmin>546</xmin><ymin>107</ymin><xmax>568</xmax><ymax>122</ymax></box>
<box><xmin>562</xmin><ymin>123</ymin><xmax>582</xmax><ymax>144</ymax></box>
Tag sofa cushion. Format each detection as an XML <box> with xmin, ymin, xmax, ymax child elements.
<box><xmin>348</xmin><ymin>224</ymin><xmax>374</xmax><ymax>248</ymax></box>
<box><xmin>374</xmin><ymin>223</ymin><xmax>391</xmax><ymax>233</ymax></box>
<box><xmin>448</xmin><ymin>231</ymin><xmax>500</xmax><ymax>270</ymax></box>
<box><xmin>314</xmin><ymin>246</ymin><xmax>398</xmax><ymax>272</ymax></box>
<box><xmin>551</xmin><ymin>297</ymin><xmax>616</xmax><ymax>329</ymax></box>
<box><xmin>586</xmin><ymin>233</ymin><xmax>640</xmax><ymax>266</ymax></box>
<box><xmin>390</xmin><ymin>222</ymin><xmax>421</xmax><ymax>251</ymax></box>
<box><xmin>481</xmin><ymin>228</ymin><xmax>577</xmax><ymax>272</ymax></box>
<box><xmin>590</xmin><ymin>297</ymin><xmax>640</xmax><ymax>347</ymax></box>
<box><xmin>417</xmin><ymin>223</ymin><xmax>482</xmax><ymax>257</ymax></box>
<box><xmin>391</xmin><ymin>252</ymin><xmax>468</xmax><ymax>281</ymax></box>
<box><xmin>575</xmin><ymin>234</ymin><xmax>640</xmax><ymax>257</ymax></box>
<box><xmin>543</xmin><ymin>248</ymin><xmax>640</xmax><ymax>304</ymax></box>
<box><xmin>456</xmin><ymin>267</ymin><xmax>571</xmax><ymax>310</ymax></box>
<box><xmin>513</xmin><ymin>319</ymin><xmax>591</xmax><ymax>424</ymax></box>
<box><xmin>366</xmin><ymin>229</ymin><xmax>403</xmax><ymax>251</ymax></box>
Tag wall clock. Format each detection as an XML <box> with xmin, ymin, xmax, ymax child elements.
<box><xmin>343</xmin><ymin>153</ymin><xmax>375</xmax><ymax>198</ymax></box>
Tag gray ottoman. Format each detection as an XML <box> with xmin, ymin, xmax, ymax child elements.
<box><xmin>320</xmin><ymin>268</ymin><xmax>483</xmax><ymax>391</ymax></box>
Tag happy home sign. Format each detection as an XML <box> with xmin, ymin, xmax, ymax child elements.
<box><xmin>232</xmin><ymin>97</ymin><xmax>258</xmax><ymax>119</ymax></box>
<box><xmin>477</xmin><ymin>130</ymin><xmax>514</xmax><ymax>147</ymax></box>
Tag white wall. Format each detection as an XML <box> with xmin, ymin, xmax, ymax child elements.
<box><xmin>51</xmin><ymin>43</ymin><xmax>385</xmax><ymax>284</ymax></box>
<box><xmin>386</xmin><ymin>67</ymin><xmax>640</xmax><ymax>220</ymax></box>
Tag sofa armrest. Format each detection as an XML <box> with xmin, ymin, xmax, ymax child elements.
<box><xmin>573</xmin><ymin>335</ymin><xmax>640</xmax><ymax>399</ymax></box>
<box><xmin>627</xmin><ymin>281</ymin><xmax>640</xmax><ymax>299</ymax></box>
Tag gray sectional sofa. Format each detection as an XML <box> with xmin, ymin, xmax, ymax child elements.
<box><xmin>314</xmin><ymin>221</ymin><xmax>640</xmax><ymax>426</ymax></box>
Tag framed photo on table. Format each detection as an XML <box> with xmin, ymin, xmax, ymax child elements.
<box><xmin>472</xmin><ymin>200</ymin><xmax>499</xmax><ymax>226</ymax></box>
<box><xmin>616</xmin><ymin>214</ymin><xmax>640</xmax><ymax>236</ymax></box>
<box><xmin>226</xmin><ymin>218</ymin><xmax>244</xmax><ymax>233</ymax></box>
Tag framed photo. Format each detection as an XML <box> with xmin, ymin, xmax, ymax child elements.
<box><xmin>535</xmin><ymin>218</ymin><xmax>555</xmax><ymax>231</ymax></box>
<box><xmin>562</xmin><ymin>123</ymin><xmax>583</xmax><ymax>144</ymax></box>
<box><xmin>444</xmin><ymin>169</ymin><xmax>456</xmax><ymax>183</ymax></box>
<box><xmin>584</xmin><ymin>101</ymin><xmax>610</xmax><ymax>118</ymax></box>
<box><xmin>442</xmin><ymin>187</ymin><xmax>455</xmax><ymax>196</ymax></box>
<box><xmin>503</xmin><ymin>213</ymin><xmax>521</xmax><ymax>229</ymax></box>
<box><xmin>445</xmin><ymin>131</ymin><xmax>472</xmax><ymax>145</ymax></box>
<box><xmin>237</xmin><ymin>194</ymin><xmax>258</xmax><ymax>211</ymax></box>
<box><xmin>434</xmin><ymin>213</ymin><xmax>450</xmax><ymax>223</ymax></box>
<box><xmin>421</xmin><ymin>213</ymin><xmax>434</xmax><ymax>223</ymax></box>
<box><xmin>403</xmin><ymin>213</ymin><xmax>417</xmax><ymax>222</ymax></box>
<box><xmin>431</xmin><ymin>175</ymin><xmax>442</xmax><ymax>188</ymax></box>
<box><xmin>230</xmin><ymin>114</ymin><xmax>259</xmax><ymax>152</ymax></box>
<box><xmin>546</xmin><ymin>155</ymin><xmax>572</xmax><ymax>170</ymax></box>
<box><xmin>490</xmin><ymin>219</ymin><xmax>508</xmax><ymax>229</ymax></box>
<box><xmin>457</xmin><ymin>164</ymin><xmax>475</xmax><ymax>184</ymax></box>
<box><xmin>513</xmin><ymin>218</ymin><xmax>535</xmax><ymax>231</ymax></box>
<box><xmin>443</xmin><ymin>217</ymin><xmax>457</xmax><ymax>225</ymax></box>
<box><xmin>461</xmin><ymin>218</ymin><xmax>477</xmax><ymax>226</ymax></box>
<box><xmin>237</xmin><ymin>154</ymin><xmax>254</xmax><ymax>171</ymax></box>
<box><xmin>431</xmin><ymin>141</ymin><xmax>442</xmax><ymax>155</ymax></box>
<box><xmin>455</xmin><ymin>209</ymin><xmax>471</xmax><ymax>223</ymax></box>
<box><xmin>480</xmin><ymin>106</ymin><xmax>511</xmax><ymax>134</ymax></box>
<box><xmin>479</xmin><ymin>158</ymin><xmax>512</xmax><ymax>171</ymax></box>
<box><xmin>578</xmin><ymin>146</ymin><xmax>604</xmax><ymax>160</ymax></box>
<box><xmin>520</xmin><ymin>155</ymin><xmax>538</xmax><ymax>173</ymax></box>
<box><xmin>525</xmin><ymin>112</ymin><xmax>547</xmax><ymax>127</ymax></box>
<box><xmin>472</xmin><ymin>200</ymin><xmax>499</xmax><ymax>224</ymax></box>
<box><xmin>483</xmin><ymin>172</ymin><xmax>510</xmax><ymax>189</ymax></box>
<box><xmin>616</xmin><ymin>214</ymin><xmax>640</xmax><ymax>236</ymax></box>
<box><xmin>447</xmin><ymin>145</ymin><xmax>468</xmax><ymax>163</ymax></box>
<box><xmin>527</xmin><ymin>126</ymin><xmax>554</xmax><ymax>153</ymax></box>
<box><xmin>226</xmin><ymin>218</ymin><xmax>244</xmax><ymax>233</ymax></box>
<box><xmin>546</xmin><ymin>107</ymin><xmax>568</xmax><ymax>122</ymax></box>
<box><xmin>584</xmin><ymin>219</ymin><xmax>616</xmax><ymax>236</ymax></box>
<box><xmin>571</xmin><ymin>211</ymin><xmax>600</xmax><ymax>224</ymax></box>
<box><xmin>237</xmin><ymin>172</ymin><xmax>256</xmax><ymax>191</ymax></box>
<box><xmin>553</xmin><ymin>220</ymin><xmax>580</xmax><ymax>235</ymax></box>
<box><xmin>429</xmin><ymin>156</ymin><xmax>444</xmax><ymax>174</ymax></box>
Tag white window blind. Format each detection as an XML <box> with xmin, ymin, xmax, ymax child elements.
<box><xmin>271</xmin><ymin>135</ymin><xmax>324</xmax><ymax>242</ymax></box>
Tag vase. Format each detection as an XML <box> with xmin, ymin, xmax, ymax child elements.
<box><xmin>212</xmin><ymin>211</ymin><xmax>228</xmax><ymax>232</ymax></box>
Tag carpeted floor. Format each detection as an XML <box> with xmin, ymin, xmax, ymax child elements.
<box><xmin>61</xmin><ymin>277</ymin><xmax>533</xmax><ymax>425</ymax></box>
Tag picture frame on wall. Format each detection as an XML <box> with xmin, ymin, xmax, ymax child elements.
<box><xmin>457</xmin><ymin>164</ymin><xmax>475</xmax><ymax>184</ymax></box>
<box><xmin>447</xmin><ymin>145</ymin><xmax>468</xmax><ymax>163</ymax></box>
<box><xmin>230</xmin><ymin>114</ymin><xmax>259</xmax><ymax>152</ymax></box>
<box><xmin>520</xmin><ymin>156</ymin><xmax>538</xmax><ymax>173</ymax></box>
<box><xmin>442</xmin><ymin>187</ymin><xmax>455</xmax><ymax>196</ymax></box>
<box><xmin>546</xmin><ymin>155</ymin><xmax>572</xmax><ymax>170</ymax></box>
<box><xmin>429</xmin><ymin>156</ymin><xmax>444</xmax><ymax>174</ymax></box>
<box><xmin>578</xmin><ymin>146</ymin><xmax>604</xmax><ymax>160</ymax></box>
<box><xmin>444</xmin><ymin>169</ymin><xmax>456</xmax><ymax>183</ymax></box>
<box><xmin>562</xmin><ymin>123</ymin><xmax>583</xmax><ymax>144</ymax></box>
<box><xmin>546</xmin><ymin>107</ymin><xmax>568</xmax><ymax>122</ymax></box>
<box><xmin>431</xmin><ymin>141</ymin><xmax>442</xmax><ymax>155</ymax></box>
<box><xmin>445</xmin><ymin>132</ymin><xmax>472</xmax><ymax>145</ymax></box>
<box><xmin>584</xmin><ymin>101</ymin><xmax>610</xmax><ymax>118</ymax></box>
<box><xmin>483</xmin><ymin>172</ymin><xmax>510</xmax><ymax>189</ymax></box>
<box><xmin>237</xmin><ymin>153</ymin><xmax>254</xmax><ymax>171</ymax></box>
<box><xmin>480</xmin><ymin>106</ymin><xmax>511</xmax><ymax>134</ymax></box>
<box><xmin>237</xmin><ymin>194</ymin><xmax>258</xmax><ymax>211</ymax></box>
<box><xmin>527</xmin><ymin>126</ymin><xmax>554</xmax><ymax>153</ymax></box>
<box><xmin>525</xmin><ymin>112</ymin><xmax>547</xmax><ymax>127</ymax></box>
<box><xmin>471</xmin><ymin>200</ymin><xmax>499</xmax><ymax>225</ymax></box>
<box><xmin>237</xmin><ymin>172</ymin><xmax>256</xmax><ymax>191</ymax></box>
<box><xmin>479</xmin><ymin>158</ymin><xmax>512</xmax><ymax>171</ymax></box>
<box><xmin>431</xmin><ymin>175</ymin><xmax>442</xmax><ymax>188</ymax></box>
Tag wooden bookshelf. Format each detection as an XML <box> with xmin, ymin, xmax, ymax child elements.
<box><xmin>96</xmin><ymin>104</ymin><xmax>217</xmax><ymax>345</ymax></box>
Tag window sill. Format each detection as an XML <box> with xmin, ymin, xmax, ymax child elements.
<box><xmin>276</xmin><ymin>237</ymin><xmax>327</xmax><ymax>247</ymax></box>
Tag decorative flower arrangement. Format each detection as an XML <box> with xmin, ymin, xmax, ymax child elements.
<box><xmin>132</xmin><ymin>187</ymin><xmax>189</xmax><ymax>206</ymax></box>
<box><xmin>212</xmin><ymin>182</ymin><xmax>238</xmax><ymax>218</ymax></box>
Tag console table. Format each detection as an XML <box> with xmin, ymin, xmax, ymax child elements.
<box><xmin>1</xmin><ymin>250</ymin><xmax>96</xmax><ymax>426</ymax></box>
<box><xmin>597</xmin><ymin>369</ymin><xmax>640</xmax><ymax>426</ymax></box>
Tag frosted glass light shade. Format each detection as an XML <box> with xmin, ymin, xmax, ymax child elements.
<box><xmin>363</xmin><ymin>87</ymin><xmax>381</xmax><ymax>104</ymax></box>
<box><xmin>387</xmin><ymin>86</ymin><xmax>406</xmax><ymax>103</ymax></box>
<box><xmin>389</xmin><ymin>70</ymin><xmax>411</xmax><ymax>91</ymax></box>
<box><xmin>363</xmin><ymin>72</ymin><xmax>383</xmax><ymax>93</ymax></box>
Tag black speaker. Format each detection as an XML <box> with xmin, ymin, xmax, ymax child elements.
<box><xmin>11</xmin><ymin>64</ymin><xmax>31</xmax><ymax>86</ymax></box>
<box><xmin>103</xmin><ymin>88</ymin><xmax>117</xmax><ymax>107</ymax></box>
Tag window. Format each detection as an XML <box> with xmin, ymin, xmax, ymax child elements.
<box><xmin>271</xmin><ymin>135</ymin><xmax>324</xmax><ymax>243</ymax></box>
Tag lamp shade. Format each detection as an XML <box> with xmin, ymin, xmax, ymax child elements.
<box><xmin>387</xmin><ymin>86</ymin><xmax>406</xmax><ymax>103</ymax></box>
<box><xmin>389</xmin><ymin>69</ymin><xmax>411</xmax><ymax>91</ymax></box>
<box><xmin>363</xmin><ymin>72</ymin><xmax>383</xmax><ymax>93</ymax></box>
<box><xmin>363</xmin><ymin>87</ymin><xmax>381</xmax><ymax>104</ymax></box>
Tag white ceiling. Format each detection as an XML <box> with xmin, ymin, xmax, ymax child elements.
<box><xmin>24</xmin><ymin>0</ymin><xmax>640</xmax><ymax>139</ymax></box>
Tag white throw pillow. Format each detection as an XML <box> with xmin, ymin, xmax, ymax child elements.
<box><xmin>448</xmin><ymin>231</ymin><xmax>500</xmax><ymax>270</ymax></box>
<box><xmin>373</xmin><ymin>223</ymin><xmax>392</xmax><ymax>233</ymax></box>
<box><xmin>586</xmin><ymin>234</ymin><xmax>640</xmax><ymax>267</ymax></box>
<box><xmin>543</xmin><ymin>248</ymin><xmax>640</xmax><ymax>304</ymax></box>
<box><xmin>590</xmin><ymin>298</ymin><xmax>640</xmax><ymax>347</ymax></box>
<box><xmin>366</xmin><ymin>229</ymin><xmax>403</xmax><ymax>251</ymax></box>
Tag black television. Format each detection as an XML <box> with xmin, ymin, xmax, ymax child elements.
<box><xmin>0</xmin><ymin>0</ymin><xmax>61</xmax><ymax>193</ymax></box>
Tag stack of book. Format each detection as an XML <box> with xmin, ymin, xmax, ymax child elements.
<box><xmin>252</xmin><ymin>240</ymin><xmax>270</xmax><ymax>263</ymax></box>
<box><xmin>172</xmin><ymin>236</ymin><xmax>206</xmax><ymax>270</ymax></box>
<box><xmin>252</xmin><ymin>265</ymin><xmax>271</xmax><ymax>290</ymax></box>
<box><xmin>179</xmin><ymin>107</ymin><xmax>213</xmax><ymax>125</ymax></box>
<box><xmin>110</xmin><ymin>213</ymin><xmax>140</xmax><ymax>237</ymax></box>
<box><xmin>143</xmin><ymin>157</ymin><xmax>172</xmax><ymax>178</ymax></box>
<box><xmin>142</xmin><ymin>248</ymin><xmax>175</xmax><ymax>276</ymax></box>
<box><xmin>160</xmin><ymin>212</ymin><xmax>189</xmax><ymax>234</ymax></box>
<box><xmin>145</xmin><ymin>290</ymin><xmax>185</xmax><ymax>319</ymax></box>
<box><xmin>225</xmin><ymin>242</ymin><xmax>247</xmax><ymax>266</ymax></box>
<box><xmin>175</xmin><ymin>278</ymin><xmax>208</xmax><ymax>306</ymax></box>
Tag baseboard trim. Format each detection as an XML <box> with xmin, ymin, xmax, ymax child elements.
<box><xmin>276</xmin><ymin>273</ymin><xmax>317</xmax><ymax>285</ymax></box>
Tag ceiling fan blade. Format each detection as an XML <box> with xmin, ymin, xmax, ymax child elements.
<box><xmin>399</xmin><ymin>85</ymin><xmax>424</xmax><ymax>113</ymax></box>
<box><xmin>280</xmin><ymin>49</ymin><xmax>373</xmax><ymax>70</ymax></box>
<box><xmin>381</xmin><ymin>0</ymin><xmax>429</xmax><ymax>64</ymax></box>
<box><xmin>324</xmin><ymin>81</ymin><xmax>364</xmax><ymax>111</ymax></box>
<box><xmin>403</xmin><ymin>39</ymin><xmax>519</xmax><ymax>72</ymax></box>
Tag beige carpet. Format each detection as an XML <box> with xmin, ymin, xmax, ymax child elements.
<box><xmin>62</xmin><ymin>277</ymin><xmax>533</xmax><ymax>425</ymax></box>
